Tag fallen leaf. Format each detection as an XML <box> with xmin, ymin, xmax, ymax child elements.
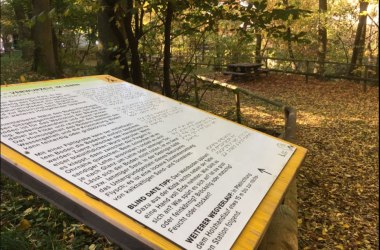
<box><xmin>23</xmin><ymin>207</ymin><xmax>33</xmax><ymax>216</ymax></box>
<box><xmin>17</xmin><ymin>219</ymin><xmax>31</xmax><ymax>230</ymax></box>
<box><xmin>19</xmin><ymin>75</ymin><xmax>26</xmax><ymax>82</ymax></box>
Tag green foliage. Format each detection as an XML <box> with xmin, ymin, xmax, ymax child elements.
<box><xmin>0</xmin><ymin>1</ymin><xmax>18</xmax><ymax>35</ymax></box>
<box><xmin>18</xmin><ymin>39</ymin><xmax>34</xmax><ymax>59</ymax></box>
<box><xmin>0</xmin><ymin>230</ymin><xmax>30</xmax><ymax>250</ymax></box>
<box><xmin>271</xmin><ymin>5</ymin><xmax>311</xmax><ymax>21</ymax></box>
<box><xmin>54</xmin><ymin>0</ymin><xmax>98</xmax><ymax>67</ymax></box>
<box><xmin>0</xmin><ymin>176</ymin><xmax>120</xmax><ymax>249</ymax></box>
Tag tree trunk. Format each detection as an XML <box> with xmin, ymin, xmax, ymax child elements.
<box><xmin>255</xmin><ymin>32</ymin><xmax>262</xmax><ymax>64</ymax></box>
<box><xmin>366</xmin><ymin>23</ymin><xmax>374</xmax><ymax>64</ymax></box>
<box><xmin>282</xmin><ymin>0</ymin><xmax>296</xmax><ymax>70</ymax></box>
<box><xmin>12</xmin><ymin>0</ymin><xmax>32</xmax><ymax>59</ymax></box>
<box><xmin>376</xmin><ymin>53</ymin><xmax>379</xmax><ymax>79</ymax></box>
<box><xmin>52</xmin><ymin>28</ymin><xmax>62</xmax><ymax>73</ymax></box>
<box><xmin>201</xmin><ymin>35</ymin><xmax>206</xmax><ymax>62</ymax></box>
<box><xmin>316</xmin><ymin>0</ymin><xmax>327</xmax><ymax>78</ymax></box>
<box><xmin>97</xmin><ymin>0</ymin><xmax>127</xmax><ymax>79</ymax></box>
<box><xmin>124</xmin><ymin>0</ymin><xmax>143</xmax><ymax>86</ymax></box>
<box><xmin>286</xmin><ymin>27</ymin><xmax>297</xmax><ymax>70</ymax></box>
<box><xmin>349</xmin><ymin>0</ymin><xmax>369</xmax><ymax>75</ymax></box>
<box><xmin>31</xmin><ymin>0</ymin><xmax>60</xmax><ymax>76</ymax></box>
<box><xmin>163</xmin><ymin>1</ymin><xmax>174</xmax><ymax>98</ymax></box>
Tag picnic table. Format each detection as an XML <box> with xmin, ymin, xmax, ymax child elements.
<box><xmin>224</xmin><ymin>63</ymin><xmax>269</xmax><ymax>80</ymax></box>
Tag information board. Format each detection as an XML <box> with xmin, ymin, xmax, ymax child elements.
<box><xmin>1</xmin><ymin>77</ymin><xmax>296</xmax><ymax>250</ymax></box>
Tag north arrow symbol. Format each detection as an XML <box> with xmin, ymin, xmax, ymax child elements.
<box><xmin>258</xmin><ymin>168</ymin><xmax>272</xmax><ymax>175</ymax></box>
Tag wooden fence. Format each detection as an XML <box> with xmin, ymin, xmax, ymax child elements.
<box><xmin>170</xmin><ymin>55</ymin><xmax>379</xmax><ymax>86</ymax></box>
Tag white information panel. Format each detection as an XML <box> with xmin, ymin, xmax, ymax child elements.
<box><xmin>1</xmin><ymin>79</ymin><xmax>296</xmax><ymax>250</ymax></box>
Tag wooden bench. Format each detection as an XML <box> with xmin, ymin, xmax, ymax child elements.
<box><xmin>223</xmin><ymin>71</ymin><xmax>250</xmax><ymax>80</ymax></box>
<box><xmin>223</xmin><ymin>71</ymin><xmax>248</xmax><ymax>76</ymax></box>
<box><xmin>255</xmin><ymin>68</ymin><xmax>270</xmax><ymax>76</ymax></box>
<box><xmin>223</xmin><ymin>65</ymin><xmax>269</xmax><ymax>80</ymax></box>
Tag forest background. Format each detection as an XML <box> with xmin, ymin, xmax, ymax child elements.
<box><xmin>1</xmin><ymin>0</ymin><xmax>378</xmax><ymax>91</ymax></box>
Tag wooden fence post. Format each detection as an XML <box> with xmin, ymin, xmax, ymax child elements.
<box><xmin>194</xmin><ymin>77</ymin><xmax>200</xmax><ymax>107</ymax></box>
<box><xmin>363</xmin><ymin>65</ymin><xmax>368</xmax><ymax>92</ymax></box>
<box><xmin>284</xmin><ymin>106</ymin><xmax>297</xmax><ymax>142</ymax></box>
<box><xmin>235</xmin><ymin>91</ymin><xmax>241</xmax><ymax>124</ymax></box>
<box><xmin>258</xmin><ymin>105</ymin><xmax>298</xmax><ymax>250</ymax></box>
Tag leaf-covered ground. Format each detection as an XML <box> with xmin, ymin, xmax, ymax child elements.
<box><xmin>206</xmin><ymin>73</ymin><xmax>379</xmax><ymax>249</ymax></box>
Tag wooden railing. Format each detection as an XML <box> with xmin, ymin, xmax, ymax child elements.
<box><xmin>194</xmin><ymin>75</ymin><xmax>297</xmax><ymax>142</ymax></box>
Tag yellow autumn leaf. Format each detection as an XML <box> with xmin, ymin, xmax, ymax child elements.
<box><xmin>79</xmin><ymin>225</ymin><xmax>92</xmax><ymax>234</ymax></box>
<box><xmin>23</xmin><ymin>207</ymin><xmax>33</xmax><ymax>216</ymax></box>
<box><xmin>17</xmin><ymin>219</ymin><xmax>31</xmax><ymax>230</ymax></box>
<box><xmin>335</xmin><ymin>244</ymin><xmax>344</xmax><ymax>250</ymax></box>
<box><xmin>89</xmin><ymin>244</ymin><xmax>96</xmax><ymax>250</ymax></box>
<box><xmin>19</xmin><ymin>75</ymin><xmax>26</xmax><ymax>82</ymax></box>
<box><xmin>64</xmin><ymin>9</ymin><xmax>70</xmax><ymax>16</ymax></box>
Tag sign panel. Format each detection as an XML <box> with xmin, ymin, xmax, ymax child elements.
<box><xmin>1</xmin><ymin>77</ymin><xmax>296</xmax><ymax>250</ymax></box>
